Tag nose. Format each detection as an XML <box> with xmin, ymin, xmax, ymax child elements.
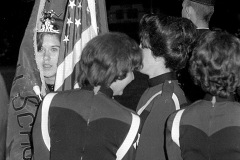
<box><xmin>43</xmin><ymin>50</ymin><xmax>51</xmax><ymax>60</ymax></box>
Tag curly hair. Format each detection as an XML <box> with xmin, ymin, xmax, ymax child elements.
<box><xmin>79</xmin><ymin>32</ymin><xmax>142</xmax><ymax>87</ymax></box>
<box><xmin>189</xmin><ymin>31</ymin><xmax>240</xmax><ymax>98</ymax></box>
<box><xmin>139</xmin><ymin>14</ymin><xmax>197</xmax><ymax>71</ymax></box>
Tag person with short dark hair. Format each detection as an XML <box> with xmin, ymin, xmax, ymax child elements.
<box><xmin>135</xmin><ymin>14</ymin><xmax>197</xmax><ymax>160</ymax></box>
<box><xmin>166</xmin><ymin>31</ymin><xmax>240</xmax><ymax>160</ymax></box>
<box><xmin>182</xmin><ymin>0</ymin><xmax>215</xmax><ymax>35</ymax></box>
<box><xmin>32</xmin><ymin>32</ymin><xmax>142</xmax><ymax>160</ymax></box>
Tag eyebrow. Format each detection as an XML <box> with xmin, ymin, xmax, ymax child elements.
<box><xmin>51</xmin><ymin>45</ymin><xmax>60</xmax><ymax>48</ymax></box>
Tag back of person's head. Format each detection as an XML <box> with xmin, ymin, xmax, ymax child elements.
<box><xmin>190</xmin><ymin>31</ymin><xmax>240</xmax><ymax>98</ymax></box>
<box><xmin>184</xmin><ymin>0</ymin><xmax>214</xmax><ymax>23</ymax></box>
<box><xmin>79</xmin><ymin>32</ymin><xmax>142</xmax><ymax>87</ymax></box>
<box><xmin>139</xmin><ymin>14</ymin><xmax>197</xmax><ymax>71</ymax></box>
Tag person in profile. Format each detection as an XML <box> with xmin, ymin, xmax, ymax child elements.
<box><xmin>166</xmin><ymin>31</ymin><xmax>240</xmax><ymax>160</ymax></box>
<box><xmin>135</xmin><ymin>14</ymin><xmax>196</xmax><ymax>160</ymax></box>
<box><xmin>32</xmin><ymin>32</ymin><xmax>142</xmax><ymax>160</ymax></box>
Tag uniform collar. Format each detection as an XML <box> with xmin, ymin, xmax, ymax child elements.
<box><xmin>197</xmin><ymin>27</ymin><xmax>209</xmax><ymax>30</ymax></box>
<box><xmin>47</xmin><ymin>84</ymin><xmax>54</xmax><ymax>92</ymax></box>
<box><xmin>99</xmin><ymin>86</ymin><xmax>113</xmax><ymax>98</ymax></box>
<box><xmin>82</xmin><ymin>85</ymin><xmax>113</xmax><ymax>98</ymax></box>
<box><xmin>203</xmin><ymin>93</ymin><xmax>235</xmax><ymax>102</ymax></box>
<box><xmin>81</xmin><ymin>85</ymin><xmax>94</xmax><ymax>91</ymax></box>
<box><xmin>148</xmin><ymin>72</ymin><xmax>177</xmax><ymax>87</ymax></box>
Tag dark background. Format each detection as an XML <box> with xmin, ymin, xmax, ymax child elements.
<box><xmin>1</xmin><ymin>0</ymin><xmax>240</xmax><ymax>109</ymax></box>
<box><xmin>1</xmin><ymin>0</ymin><xmax>240</xmax><ymax>66</ymax></box>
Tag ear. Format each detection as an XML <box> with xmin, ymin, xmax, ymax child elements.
<box><xmin>155</xmin><ymin>56</ymin><xmax>164</xmax><ymax>63</ymax></box>
<box><xmin>187</xmin><ymin>6</ymin><xmax>195</xmax><ymax>19</ymax></box>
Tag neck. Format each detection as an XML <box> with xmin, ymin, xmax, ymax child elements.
<box><xmin>195</xmin><ymin>20</ymin><xmax>209</xmax><ymax>29</ymax></box>
<box><xmin>148</xmin><ymin>67</ymin><xmax>171</xmax><ymax>79</ymax></box>
<box><xmin>147</xmin><ymin>57</ymin><xmax>171</xmax><ymax>78</ymax></box>
<box><xmin>45</xmin><ymin>76</ymin><xmax>55</xmax><ymax>85</ymax></box>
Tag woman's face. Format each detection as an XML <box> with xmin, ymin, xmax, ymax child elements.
<box><xmin>36</xmin><ymin>34</ymin><xmax>60</xmax><ymax>81</ymax></box>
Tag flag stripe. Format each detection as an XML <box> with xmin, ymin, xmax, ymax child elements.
<box><xmin>96</xmin><ymin>0</ymin><xmax>109</xmax><ymax>34</ymax></box>
<box><xmin>88</xmin><ymin>0</ymin><xmax>98</xmax><ymax>34</ymax></box>
<box><xmin>55</xmin><ymin>26</ymin><xmax>96</xmax><ymax>90</ymax></box>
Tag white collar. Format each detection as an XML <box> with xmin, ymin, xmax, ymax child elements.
<box><xmin>197</xmin><ymin>27</ymin><xmax>209</xmax><ymax>30</ymax></box>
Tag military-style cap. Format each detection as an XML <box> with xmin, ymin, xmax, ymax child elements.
<box><xmin>190</xmin><ymin>0</ymin><xmax>215</xmax><ymax>6</ymax></box>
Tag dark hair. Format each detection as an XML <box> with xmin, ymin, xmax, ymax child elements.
<box><xmin>186</xmin><ymin>0</ymin><xmax>214</xmax><ymax>23</ymax></box>
<box><xmin>79</xmin><ymin>32</ymin><xmax>142</xmax><ymax>87</ymax></box>
<box><xmin>37</xmin><ymin>18</ymin><xmax>63</xmax><ymax>51</ymax></box>
<box><xmin>139</xmin><ymin>14</ymin><xmax>197</xmax><ymax>71</ymax></box>
<box><xmin>189</xmin><ymin>31</ymin><xmax>240</xmax><ymax>97</ymax></box>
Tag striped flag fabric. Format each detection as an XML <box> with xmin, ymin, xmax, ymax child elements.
<box><xmin>55</xmin><ymin>0</ymin><xmax>108</xmax><ymax>91</ymax></box>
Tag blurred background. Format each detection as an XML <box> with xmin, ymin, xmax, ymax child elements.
<box><xmin>1</xmin><ymin>0</ymin><xmax>240</xmax><ymax>103</ymax></box>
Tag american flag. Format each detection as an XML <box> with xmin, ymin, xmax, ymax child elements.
<box><xmin>55</xmin><ymin>0</ymin><xmax>108</xmax><ymax>91</ymax></box>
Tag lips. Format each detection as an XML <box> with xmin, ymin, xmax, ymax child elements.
<box><xmin>43</xmin><ymin>64</ymin><xmax>52</xmax><ymax>69</ymax></box>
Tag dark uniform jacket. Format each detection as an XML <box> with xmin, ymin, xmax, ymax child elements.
<box><xmin>197</xmin><ymin>28</ymin><xmax>210</xmax><ymax>36</ymax></box>
<box><xmin>166</xmin><ymin>94</ymin><xmax>240</xmax><ymax>160</ymax></box>
<box><xmin>135</xmin><ymin>72</ymin><xmax>187</xmax><ymax>160</ymax></box>
<box><xmin>32</xmin><ymin>86</ymin><xmax>140</xmax><ymax>160</ymax></box>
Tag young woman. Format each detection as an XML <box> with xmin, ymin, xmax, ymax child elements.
<box><xmin>32</xmin><ymin>32</ymin><xmax>143</xmax><ymax>160</ymax></box>
<box><xmin>135</xmin><ymin>14</ymin><xmax>197</xmax><ymax>160</ymax></box>
<box><xmin>36</xmin><ymin>14</ymin><xmax>62</xmax><ymax>92</ymax></box>
<box><xmin>166</xmin><ymin>31</ymin><xmax>240</xmax><ymax>160</ymax></box>
<box><xmin>5</xmin><ymin>10</ymin><xmax>63</xmax><ymax>160</ymax></box>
